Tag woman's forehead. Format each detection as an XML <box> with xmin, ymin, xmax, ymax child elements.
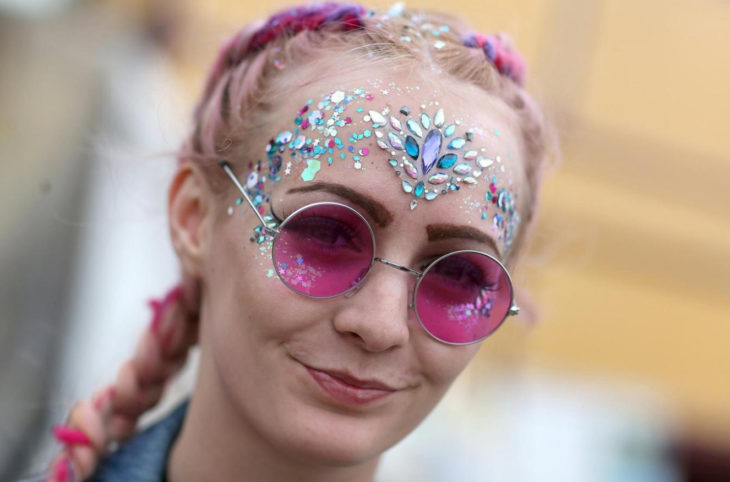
<box><xmin>245</xmin><ymin>80</ymin><xmax>526</xmax><ymax>255</ymax></box>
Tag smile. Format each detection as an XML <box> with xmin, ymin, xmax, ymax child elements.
<box><xmin>304</xmin><ymin>366</ymin><xmax>398</xmax><ymax>407</ymax></box>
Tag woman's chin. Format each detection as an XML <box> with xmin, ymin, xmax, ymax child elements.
<box><xmin>271</xmin><ymin>415</ymin><xmax>390</xmax><ymax>467</ymax></box>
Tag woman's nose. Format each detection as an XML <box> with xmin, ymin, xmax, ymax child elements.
<box><xmin>331</xmin><ymin>264</ymin><xmax>411</xmax><ymax>352</ymax></box>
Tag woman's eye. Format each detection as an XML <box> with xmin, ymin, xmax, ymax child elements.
<box><xmin>433</xmin><ymin>259</ymin><xmax>479</xmax><ymax>282</ymax></box>
<box><xmin>429</xmin><ymin>256</ymin><xmax>498</xmax><ymax>288</ymax></box>
<box><xmin>285</xmin><ymin>217</ymin><xmax>361</xmax><ymax>251</ymax></box>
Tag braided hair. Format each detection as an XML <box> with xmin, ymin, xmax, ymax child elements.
<box><xmin>45</xmin><ymin>3</ymin><xmax>554</xmax><ymax>480</ymax></box>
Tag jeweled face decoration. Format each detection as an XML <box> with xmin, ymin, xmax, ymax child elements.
<box><xmin>232</xmin><ymin>84</ymin><xmax>522</xmax><ymax>253</ymax></box>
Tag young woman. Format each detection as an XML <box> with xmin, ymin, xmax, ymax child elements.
<box><xmin>44</xmin><ymin>2</ymin><xmax>554</xmax><ymax>480</ymax></box>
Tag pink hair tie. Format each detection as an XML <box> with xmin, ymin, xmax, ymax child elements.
<box><xmin>48</xmin><ymin>456</ymin><xmax>76</xmax><ymax>482</ymax></box>
<box><xmin>245</xmin><ymin>2</ymin><xmax>368</xmax><ymax>55</ymax></box>
<box><xmin>52</xmin><ymin>426</ymin><xmax>91</xmax><ymax>446</ymax></box>
<box><xmin>462</xmin><ymin>32</ymin><xmax>526</xmax><ymax>86</ymax></box>
<box><xmin>148</xmin><ymin>285</ymin><xmax>182</xmax><ymax>335</ymax></box>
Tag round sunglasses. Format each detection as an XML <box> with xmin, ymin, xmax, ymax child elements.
<box><xmin>220</xmin><ymin>161</ymin><xmax>520</xmax><ymax>345</ymax></box>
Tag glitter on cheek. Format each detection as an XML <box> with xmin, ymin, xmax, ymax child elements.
<box><xmin>246</xmin><ymin>218</ymin><xmax>277</xmax><ymax>278</ymax></box>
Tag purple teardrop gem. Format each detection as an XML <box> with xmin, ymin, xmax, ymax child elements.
<box><xmin>421</xmin><ymin>130</ymin><xmax>443</xmax><ymax>175</ymax></box>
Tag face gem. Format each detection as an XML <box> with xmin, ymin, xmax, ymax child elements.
<box><xmin>452</xmin><ymin>163</ymin><xmax>471</xmax><ymax>175</ymax></box>
<box><xmin>436</xmin><ymin>153</ymin><xmax>458</xmax><ymax>169</ymax></box>
<box><xmin>277</xmin><ymin>131</ymin><xmax>293</xmax><ymax>144</ymax></box>
<box><xmin>425</xmin><ymin>191</ymin><xmax>438</xmax><ymax>200</ymax></box>
<box><xmin>433</xmin><ymin>108</ymin><xmax>445</xmax><ymax>128</ymax></box>
<box><xmin>428</xmin><ymin>173</ymin><xmax>449</xmax><ymax>184</ymax></box>
<box><xmin>420</xmin><ymin>113</ymin><xmax>431</xmax><ymax>129</ymax></box>
<box><xmin>405</xmin><ymin>135</ymin><xmax>420</xmax><ymax>159</ymax></box>
<box><xmin>477</xmin><ymin>156</ymin><xmax>494</xmax><ymax>168</ymax></box>
<box><xmin>407</xmin><ymin>119</ymin><xmax>423</xmax><ymax>137</ymax></box>
<box><xmin>258</xmin><ymin>88</ymin><xmax>522</xmax><ymax>251</ymax></box>
<box><xmin>300</xmin><ymin>159</ymin><xmax>321</xmax><ymax>181</ymax></box>
<box><xmin>414</xmin><ymin>181</ymin><xmax>425</xmax><ymax>198</ymax></box>
<box><xmin>369</xmin><ymin>110</ymin><xmax>386</xmax><ymax>125</ymax></box>
<box><xmin>421</xmin><ymin>130</ymin><xmax>443</xmax><ymax>174</ymax></box>
<box><xmin>403</xmin><ymin>158</ymin><xmax>419</xmax><ymax>179</ymax></box>
<box><xmin>448</xmin><ymin>137</ymin><xmax>466</xmax><ymax>149</ymax></box>
<box><xmin>388</xmin><ymin>132</ymin><xmax>405</xmax><ymax>150</ymax></box>
<box><xmin>246</xmin><ymin>172</ymin><xmax>259</xmax><ymax>188</ymax></box>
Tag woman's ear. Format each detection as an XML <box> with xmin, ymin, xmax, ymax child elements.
<box><xmin>168</xmin><ymin>163</ymin><xmax>210</xmax><ymax>277</ymax></box>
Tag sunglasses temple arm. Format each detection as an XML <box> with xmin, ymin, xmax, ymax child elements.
<box><xmin>508</xmin><ymin>304</ymin><xmax>520</xmax><ymax>316</ymax></box>
<box><xmin>219</xmin><ymin>161</ymin><xmax>275</xmax><ymax>232</ymax></box>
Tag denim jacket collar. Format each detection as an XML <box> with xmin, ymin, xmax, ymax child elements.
<box><xmin>90</xmin><ymin>399</ymin><xmax>189</xmax><ymax>482</ymax></box>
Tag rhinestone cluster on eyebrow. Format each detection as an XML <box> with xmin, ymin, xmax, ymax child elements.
<box><xmin>235</xmin><ymin>85</ymin><xmax>520</xmax><ymax>252</ymax></box>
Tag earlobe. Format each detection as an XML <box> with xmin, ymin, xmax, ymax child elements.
<box><xmin>168</xmin><ymin>163</ymin><xmax>209</xmax><ymax>276</ymax></box>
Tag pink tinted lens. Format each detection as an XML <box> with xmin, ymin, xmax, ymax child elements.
<box><xmin>415</xmin><ymin>252</ymin><xmax>512</xmax><ymax>344</ymax></box>
<box><xmin>272</xmin><ymin>203</ymin><xmax>374</xmax><ymax>298</ymax></box>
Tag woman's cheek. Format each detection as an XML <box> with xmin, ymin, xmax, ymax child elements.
<box><xmin>416</xmin><ymin>341</ymin><xmax>481</xmax><ymax>388</ymax></box>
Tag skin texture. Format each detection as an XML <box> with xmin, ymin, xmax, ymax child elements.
<box><xmin>166</xmin><ymin>66</ymin><xmax>527</xmax><ymax>482</ymax></box>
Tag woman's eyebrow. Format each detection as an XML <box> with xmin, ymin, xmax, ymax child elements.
<box><xmin>426</xmin><ymin>224</ymin><xmax>501</xmax><ymax>257</ymax></box>
<box><xmin>286</xmin><ymin>182</ymin><xmax>394</xmax><ymax>227</ymax></box>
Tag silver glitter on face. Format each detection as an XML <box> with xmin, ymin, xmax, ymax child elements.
<box><xmin>253</xmin><ymin>85</ymin><xmax>521</xmax><ymax>252</ymax></box>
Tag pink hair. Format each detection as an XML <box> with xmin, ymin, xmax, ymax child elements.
<box><xmin>45</xmin><ymin>3</ymin><xmax>557</xmax><ymax>480</ymax></box>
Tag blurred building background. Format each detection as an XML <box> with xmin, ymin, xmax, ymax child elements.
<box><xmin>1</xmin><ymin>0</ymin><xmax>728</xmax><ymax>480</ymax></box>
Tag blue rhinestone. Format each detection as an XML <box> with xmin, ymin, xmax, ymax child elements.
<box><xmin>405</xmin><ymin>135</ymin><xmax>419</xmax><ymax>160</ymax></box>
<box><xmin>414</xmin><ymin>181</ymin><xmax>424</xmax><ymax>198</ymax></box>
<box><xmin>437</xmin><ymin>153</ymin><xmax>458</xmax><ymax>169</ymax></box>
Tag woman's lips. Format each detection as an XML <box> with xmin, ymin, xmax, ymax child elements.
<box><xmin>305</xmin><ymin>366</ymin><xmax>397</xmax><ymax>406</ymax></box>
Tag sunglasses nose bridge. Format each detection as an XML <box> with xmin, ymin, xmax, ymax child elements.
<box><xmin>373</xmin><ymin>257</ymin><xmax>421</xmax><ymax>277</ymax></box>
<box><xmin>372</xmin><ymin>257</ymin><xmax>420</xmax><ymax>310</ymax></box>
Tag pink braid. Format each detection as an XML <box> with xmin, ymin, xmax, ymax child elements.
<box><xmin>45</xmin><ymin>281</ymin><xmax>200</xmax><ymax>482</ymax></box>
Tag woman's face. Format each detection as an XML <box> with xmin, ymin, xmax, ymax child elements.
<box><xmin>194</xmin><ymin>70</ymin><xmax>527</xmax><ymax>466</ymax></box>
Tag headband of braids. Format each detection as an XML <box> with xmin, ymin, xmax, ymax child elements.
<box><xmin>44</xmin><ymin>3</ymin><xmax>527</xmax><ymax>481</ymax></box>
